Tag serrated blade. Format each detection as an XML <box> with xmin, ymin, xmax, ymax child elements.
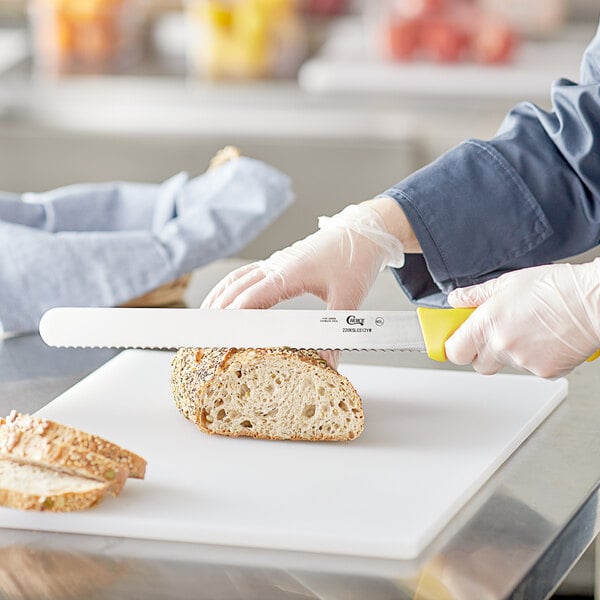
<box><xmin>39</xmin><ymin>308</ymin><xmax>427</xmax><ymax>352</ymax></box>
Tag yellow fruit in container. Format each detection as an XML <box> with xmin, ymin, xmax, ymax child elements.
<box><xmin>233</xmin><ymin>1</ymin><xmax>268</xmax><ymax>41</ymax></box>
<box><xmin>256</xmin><ymin>0</ymin><xmax>291</xmax><ymax>16</ymax></box>
<box><xmin>67</xmin><ymin>0</ymin><xmax>106</xmax><ymax>23</ymax></box>
<box><xmin>203</xmin><ymin>28</ymin><xmax>230</xmax><ymax>78</ymax></box>
<box><xmin>185</xmin><ymin>0</ymin><xmax>305</xmax><ymax>79</ymax></box>
<box><xmin>205</xmin><ymin>1</ymin><xmax>233</xmax><ymax>28</ymax></box>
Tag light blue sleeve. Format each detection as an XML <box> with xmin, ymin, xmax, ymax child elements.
<box><xmin>380</xmin><ymin>22</ymin><xmax>600</xmax><ymax>306</ymax></box>
<box><xmin>0</xmin><ymin>158</ymin><xmax>293</xmax><ymax>334</ymax></box>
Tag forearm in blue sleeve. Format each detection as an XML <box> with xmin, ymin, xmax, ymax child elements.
<box><xmin>381</xmin><ymin>23</ymin><xmax>600</xmax><ymax>304</ymax></box>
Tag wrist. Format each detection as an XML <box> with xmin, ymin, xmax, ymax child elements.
<box><xmin>362</xmin><ymin>197</ymin><xmax>422</xmax><ymax>254</ymax></box>
<box><xmin>318</xmin><ymin>203</ymin><xmax>405</xmax><ymax>269</ymax></box>
<box><xmin>587</xmin><ymin>259</ymin><xmax>600</xmax><ymax>342</ymax></box>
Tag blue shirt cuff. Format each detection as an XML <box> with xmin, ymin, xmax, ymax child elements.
<box><xmin>380</xmin><ymin>140</ymin><xmax>553</xmax><ymax>302</ymax></box>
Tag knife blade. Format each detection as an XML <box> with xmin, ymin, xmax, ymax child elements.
<box><xmin>39</xmin><ymin>307</ymin><xmax>476</xmax><ymax>361</ymax></box>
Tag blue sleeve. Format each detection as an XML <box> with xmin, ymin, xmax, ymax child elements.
<box><xmin>380</xmin><ymin>22</ymin><xmax>600</xmax><ymax>306</ymax></box>
<box><xmin>0</xmin><ymin>158</ymin><xmax>293</xmax><ymax>334</ymax></box>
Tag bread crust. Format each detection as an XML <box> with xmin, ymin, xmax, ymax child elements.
<box><xmin>0</xmin><ymin>418</ymin><xmax>128</xmax><ymax>496</ymax></box>
<box><xmin>1</xmin><ymin>412</ymin><xmax>146</xmax><ymax>479</ymax></box>
<box><xmin>0</xmin><ymin>414</ymin><xmax>147</xmax><ymax>512</ymax></box>
<box><xmin>171</xmin><ymin>347</ymin><xmax>364</xmax><ymax>442</ymax></box>
<box><xmin>0</xmin><ymin>482</ymin><xmax>108</xmax><ymax>512</ymax></box>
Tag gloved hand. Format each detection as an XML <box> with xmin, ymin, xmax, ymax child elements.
<box><xmin>202</xmin><ymin>203</ymin><xmax>405</xmax><ymax>367</ymax></box>
<box><xmin>445</xmin><ymin>260</ymin><xmax>600</xmax><ymax>378</ymax></box>
<box><xmin>202</xmin><ymin>203</ymin><xmax>405</xmax><ymax>311</ymax></box>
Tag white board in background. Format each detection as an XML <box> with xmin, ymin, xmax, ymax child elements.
<box><xmin>0</xmin><ymin>350</ymin><xmax>567</xmax><ymax>561</ymax></box>
<box><xmin>0</xmin><ymin>29</ymin><xmax>28</xmax><ymax>74</ymax></box>
<box><xmin>299</xmin><ymin>18</ymin><xmax>589</xmax><ymax>99</ymax></box>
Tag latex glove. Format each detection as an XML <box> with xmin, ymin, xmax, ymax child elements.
<box><xmin>202</xmin><ymin>203</ymin><xmax>405</xmax><ymax>366</ymax></box>
<box><xmin>445</xmin><ymin>260</ymin><xmax>600</xmax><ymax>378</ymax></box>
<box><xmin>203</xmin><ymin>203</ymin><xmax>404</xmax><ymax>310</ymax></box>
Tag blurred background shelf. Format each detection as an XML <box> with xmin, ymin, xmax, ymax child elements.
<box><xmin>299</xmin><ymin>17</ymin><xmax>594</xmax><ymax>101</ymax></box>
<box><xmin>0</xmin><ymin>71</ymin><xmax>421</xmax><ymax>260</ymax></box>
<box><xmin>0</xmin><ymin>1</ymin><xmax>597</xmax><ymax>272</ymax></box>
<box><xmin>0</xmin><ymin>28</ymin><xmax>27</xmax><ymax>73</ymax></box>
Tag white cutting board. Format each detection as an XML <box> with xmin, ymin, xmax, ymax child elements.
<box><xmin>0</xmin><ymin>350</ymin><xmax>567</xmax><ymax>560</ymax></box>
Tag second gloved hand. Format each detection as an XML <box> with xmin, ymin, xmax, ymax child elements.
<box><xmin>445</xmin><ymin>260</ymin><xmax>600</xmax><ymax>378</ymax></box>
<box><xmin>202</xmin><ymin>203</ymin><xmax>405</xmax><ymax>311</ymax></box>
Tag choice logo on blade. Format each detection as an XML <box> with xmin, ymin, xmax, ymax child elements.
<box><xmin>346</xmin><ymin>315</ymin><xmax>365</xmax><ymax>326</ymax></box>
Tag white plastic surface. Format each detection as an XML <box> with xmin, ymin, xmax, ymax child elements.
<box><xmin>299</xmin><ymin>18</ymin><xmax>588</xmax><ymax>100</ymax></box>
<box><xmin>0</xmin><ymin>350</ymin><xmax>567</xmax><ymax>560</ymax></box>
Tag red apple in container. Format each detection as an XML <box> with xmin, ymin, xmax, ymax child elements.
<box><xmin>472</xmin><ymin>18</ymin><xmax>518</xmax><ymax>64</ymax></box>
<box><xmin>401</xmin><ymin>0</ymin><xmax>446</xmax><ymax>18</ymax></box>
<box><xmin>385</xmin><ymin>16</ymin><xmax>421</xmax><ymax>60</ymax></box>
<box><xmin>305</xmin><ymin>0</ymin><xmax>348</xmax><ymax>16</ymax></box>
<box><xmin>408</xmin><ymin>0</ymin><xmax>451</xmax><ymax>17</ymax></box>
<box><xmin>420</xmin><ymin>17</ymin><xmax>469</xmax><ymax>63</ymax></box>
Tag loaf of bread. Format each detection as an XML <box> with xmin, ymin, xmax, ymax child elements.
<box><xmin>171</xmin><ymin>348</ymin><xmax>364</xmax><ymax>441</ymax></box>
<box><xmin>0</xmin><ymin>411</ymin><xmax>147</xmax><ymax>512</ymax></box>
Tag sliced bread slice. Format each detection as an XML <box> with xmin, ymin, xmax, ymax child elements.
<box><xmin>0</xmin><ymin>459</ymin><xmax>109</xmax><ymax>512</ymax></box>
<box><xmin>171</xmin><ymin>348</ymin><xmax>364</xmax><ymax>441</ymax></box>
<box><xmin>0</xmin><ymin>422</ymin><xmax>128</xmax><ymax>496</ymax></box>
<box><xmin>2</xmin><ymin>412</ymin><xmax>146</xmax><ymax>479</ymax></box>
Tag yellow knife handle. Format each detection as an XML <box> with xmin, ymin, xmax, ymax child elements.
<box><xmin>417</xmin><ymin>307</ymin><xmax>600</xmax><ymax>363</ymax></box>
<box><xmin>588</xmin><ymin>349</ymin><xmax>600</xmax><ymax>362</ymax></box>
<box><xmin>416</xmin><ymin>307</ymin><xmax>476</xmax><ymax>362</ymax></box>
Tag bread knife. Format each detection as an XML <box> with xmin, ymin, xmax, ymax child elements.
<box><xmin>39</xmin><ymin>307</ymin><xmax>478</xmax><ymax>362</ymax></box>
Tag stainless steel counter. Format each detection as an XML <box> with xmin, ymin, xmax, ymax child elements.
<box><xmin>1</xmin><ymin>313</ymin><xmax>599</xmax><ymax>599</ymax></box>
<box><xmin>0</xmin><ymin>18</ymin><xmax>599</xmax><ymax>596</ymax></box>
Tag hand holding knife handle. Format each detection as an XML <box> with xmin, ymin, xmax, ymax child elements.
<box><xmin>417</xmin><ymin>307</ymin><xmax>476</xmax><ymax>362</ymax></box>
<box><xmin>419</xmin><ymin>307</ymin><xmax>600</xmax><ymax>365</ymax></box>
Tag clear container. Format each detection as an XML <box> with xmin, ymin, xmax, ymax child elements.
<box><xmin>29</xmin><ymin>0</ymin><xmax>143</xmax><ymax>75</ymax></box>
<box><xmin>185</xmin><ymin>0</ymin><xmax>306</xmax><ymax>79</ymax></box>
<box><xmin>369</xmin><ymin>0</ymin><xmax>518</xmax><ymax>65</ymax></box>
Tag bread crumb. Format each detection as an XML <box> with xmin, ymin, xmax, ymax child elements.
<box><xmin>170</xmin><ymin>347</ymin><xmax>364</xmax><ymax>442</ymax></box>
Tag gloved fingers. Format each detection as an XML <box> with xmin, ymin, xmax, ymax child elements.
<box><xmin>318</xmin><ymin>350</ymin><xmax>341</xmax><ymax>371</ymax></box>
<box><xmin>528</xmin><ymin>364</ymin><xmax>572</xmax><ymax>380</ymax></box>
<box><xmin>229</xmin><ymin>261</ymin><xmax>325</xmax><ymax>308</ymax></box>
<box><xmin>228</xmin><ymin>269</ymin><xmax>302</xmax><ymax>309</ymax></box>
<box><xmin>445</xmin><ymin>322</ymin><xmax>479</xmax><ymax>366</ymax></box>
<box><xmin>508</xmin><ymin>352</ymin><xmax>570</xmax><ymax>379</ymax></box>
<box><xmin>446</xmin><ymin>303</ymin><xmax>508</xmax><ymax>374</ymax></box>
<box><xmin>447</xmin><ymin>327</ymin><xmax>503</xmax><ymax>375</ymax></box>
<box><xmin>450</xmin><ymin>261</ymin><xmax>600</xmax><ymax>378</ymax></box>
<box><xmin>214</xmin><ymin>266</ymin><xmax>273</xmax><ymax>309</ymax></box>
<box><xmin>471</xmin><ymin>351</ymin><xmax>504</xmax><ymax>376</ymax></box>
<box><xmin>201</xmin><ymin>263</ymin><xmax>264</xmax><ymax>308</ymax></box>
<box><xmin>447</xmin><ymin>276</ymin><xmax>504</xmax><ymax>308</ymax></box>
